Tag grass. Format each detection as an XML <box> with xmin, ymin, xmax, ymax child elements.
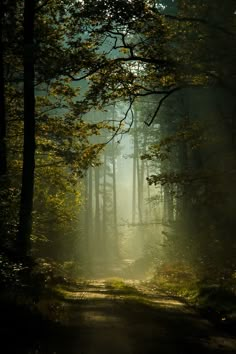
<box><xmin>105</xmin><ymin>277</ymin><xmax>140</xmax><ymax>295</ymax></box>
<box><xmin>152</xmin><ymin>263</ymin><xmax>236</xmax><ymax>328</ymax></box>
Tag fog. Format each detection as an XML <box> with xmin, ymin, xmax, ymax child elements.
<box><xmin>73</xmin><ymin>82</ymin><xmax>236</xmax><ymax>284</ymax></box>
<box><xmin>75</xmin><ymin>105</ymin><xmax>167</xmax><ymax>279</ymax></box>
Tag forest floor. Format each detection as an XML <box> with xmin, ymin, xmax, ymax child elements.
<box><xmin>2</xmin><ymin>278</ymin><xmax>236</xmax><ymax>354</ymax></box>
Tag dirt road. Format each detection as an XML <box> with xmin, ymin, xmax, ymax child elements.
<box><xmin>5</xmin><ymin>280</ymin><xmax>236</xmax><ymax>354</ymax></box>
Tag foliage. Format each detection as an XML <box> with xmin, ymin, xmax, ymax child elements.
<box><xmin>2</xmin><ymin>0</ymin><xmax>119</xmax><ymax>259</ymax></box>
<box><xmin>154</xmin><ymin>262</ymin><xmax>198</xmax><ymax>301</ymax></box>
<box><xmin>0</xmin><ymin>253</ymin><xmax>28</xmax><ymax>291</ymax></box>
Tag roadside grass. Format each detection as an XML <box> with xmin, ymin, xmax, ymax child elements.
<box><xmin>152</xmin><ymin>263</ymin><xmax>236</xmax><ymax>328</ymax></box>
<box><xmin>105</xmin><ymin>277</ymin><xmax>140</xmax><ymax>295</ymax></box>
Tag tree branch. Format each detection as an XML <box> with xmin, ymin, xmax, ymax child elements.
<box><xmin>105</xmin><ymin>97</ymin><xmax>135</xmax><ymax>145</ymax></box>
<box><xmin>145</xmin><ymin>87</ymin><xmax>181</xmax><ymax>126</ymax></box>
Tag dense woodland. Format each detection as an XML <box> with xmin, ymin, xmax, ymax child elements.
<box><xmin>1</xmin><ymin>0</ymin><xmax>236</xmax><ymax>335</ymax></box>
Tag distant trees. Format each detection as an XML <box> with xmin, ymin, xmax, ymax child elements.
<box><xmin>74</xmin><ymin>0</ymin><xmax>236</xmax><ymax>277</ymax></box>
<box><xmin>80</xmin><ymin>107</ymin><xmax>120</xmax><ymax>264</ymax></box>
<box><xmin>138</xmin><ymin>1</ymin><xmax>236</xmax><ymax>277</ymax></box>
<box><xmin>1</xmin><ymin>0</ymin><xmax>235</xmax><ymax>281</ymax></box>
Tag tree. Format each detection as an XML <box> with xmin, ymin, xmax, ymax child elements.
<box><xmin>0</xmin><ymin>0</ymin><xmax>7</xmax><ymax>176</ymax></box>
<box><xmin>17</xmin><ymin>0</ymin><xmax>36</xmax><ymax>257</ymax></box>
<box><xmin>1</xmin><ymin>0</ymin><xmax>114</xmax><ymax>259</ymax></box>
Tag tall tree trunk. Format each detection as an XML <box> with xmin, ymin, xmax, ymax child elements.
<box><xmin>94</xmin><ymin>166</ymin><xmax>101</xmax><ymax>254</ymax></box>
<box><xmin>87</xmin><ymin>167</ymin><xmax>93</xmax><ymax>257</ymax></box>
<box><xmin>17</xmin><ymin>0</ymin><xmax>35</xmax><ymax>257</ymax></box>
<box><xmin>137</xmin><ymin>133</ymin><xmax>146</xmax><ymax>224</ymax></box>
<box><xmin>83</xmin><ymin>172</ymin><xmax>89</xmax><ymax>256</ymax></box>
<box><xmin>146</xmin><ymin>161</ymin><xmax>152</xmax><ymax>221</ymax></box>
<box><xmin>132</xmin><ymin>111</ymin><xmax>137</xmax><ymax>224</ymax></box>
<box><xmin>102</xmin><ymin>151</ymin><xmax>107</xmax><ymax>254</ymax></box>
<box><xmin>167</xmin><ymin>187</ymin><xmax>174</xmax><ymax>222</ymax></box>
<box><xmin>0</xmin><ymin>0</ymin><xmax>7</xmax><ymax>176</ymax></box>
<box><xmin>163</xmin><ymin>185</ymin><xmax>169</xmax><ymax>223</ymax></box>
<box><xmin>136</xmin><ymin>153</ymin><xmax>142</xmax><ymax>224</ymax></box>
<box><xmin>112</xmin><ymin>137</ymin><xmax>118</xmax><ymax>257</ymax></box>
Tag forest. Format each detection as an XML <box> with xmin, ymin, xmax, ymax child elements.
<box><xmin>1</xmin><ymin>0</ymin><xmax>236</xmax><ymax>353</ymax></box>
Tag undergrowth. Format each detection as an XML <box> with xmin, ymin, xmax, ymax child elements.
<box><xmin>153</xmin><ymin>262</ymin><xmax>236</xmax><ymax>323</ymax></box>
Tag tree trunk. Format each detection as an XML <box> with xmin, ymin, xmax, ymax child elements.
<box><xmin>146</xmin><ymin>161</ymin><xmax>152</xmax><ymax>221</ymax></box>
<box><xmin>132</xmin><ymin>111</ymin><xmax>137</xmax><ymax>224</ymax></box>
<box><xmin>17</xmin><ymin>0</ymin><xmax>35</xmax><ymax>257</ymax></box>
<box><xmin>136</xmin><ymin>152</ymin><xmax>143</xmax><ymax>224</ymax></box>
<box><xmin>83</xmin><ymin>171</ymin><xmax>89</xmax><ymax>256</ymax></box>
<box><xmin>0</xmin><ymin>0</ymin><xmax>7</xmax><ymax>176</ymax></box>
<box><xmin>102</xmin><ymin>151</ymin><xmax>107</xmax><ymax>254</ymax></box>
<box><xmin>94</xmin><ymin>166</ymin><xmax>101</xmax><ymax>254</ymax></box>
<box><xmin>86</xmin><ymin>167</ymin><xmax>93</xmax><ymax>257</ymax></box>
<box><xmin>112</xmin><ymin>137</ymin><xmax>119</xmax><ymax>257</ymax></box>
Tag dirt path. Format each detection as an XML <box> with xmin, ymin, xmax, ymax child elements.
<box><xmin>5</xmin><ymin>279</ymin><xmax>236</xmax><ymax>354</ymax></box>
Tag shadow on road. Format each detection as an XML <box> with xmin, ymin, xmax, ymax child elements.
<box><xmin>2</xmin><ymin>279</ymin><xmax>236</xmax><ymax>354</ymax></box>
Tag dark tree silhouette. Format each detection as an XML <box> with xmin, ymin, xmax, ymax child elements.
<box><xmin>17</xmin><ymin>0</ymin><xmax>36</xmax><ymax>257</ymax></box>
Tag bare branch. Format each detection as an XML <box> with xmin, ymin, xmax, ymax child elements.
<box><xmin>35</xmin><ymin>160</ymin><xmax>64</xmax><ymax>168</ymax></box>
<box><xmin>105</xmin><ymin>97</ymin><xmax>135</xmax><ymax>145</ymax></box>
<box><xmin>112</xmin><ymin>54</ymin><xmax>169</xmax><ymax>67</ymax></box>
<box><xmin>68</xmin><ymin>67</ymin><xmax>103</xmax><ymax>81</ymax></box>
<box><xmin>145</xmin><ymin>87</ymin><xmax>181</xmax><ymax>126</ymax></box>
